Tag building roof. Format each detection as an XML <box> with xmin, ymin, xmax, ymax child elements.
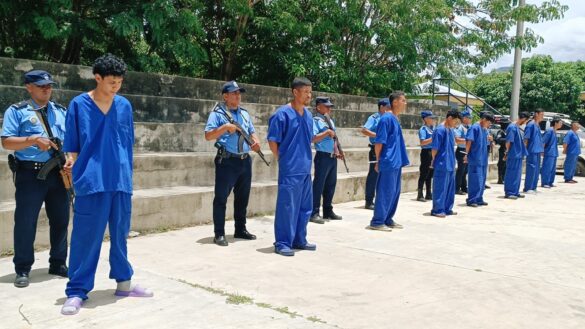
<box><xmin>413</xmin><ymin>81</ymin><xmax>484</xmax><ymax>101</ymax></box>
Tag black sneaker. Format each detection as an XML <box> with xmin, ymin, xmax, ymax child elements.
<box><xmin>309</xmin><ymin>214</ymin><xmax>326</xmax><ymax>224</ymax></box>
<box><xmin>323</xmin><ymin>212</ymin><xmax>342</xmax><ymax>220</ymax></box>
<box><xmin>14</xmin><ymin>273</ymin><xmax>29</xmax><ymax>288</ymax></box>
<box><xmin>49</xmin><ymin>264</ymin><xmax>69</xmax><ymax>278</ymax></box>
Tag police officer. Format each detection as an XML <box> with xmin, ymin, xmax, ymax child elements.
<box><xmin>310</xmin><ymin>97</ymin><xmax>342</xmax><ymax>223</ymax></box>
<box><xmin>417</xmin><ymin>110</ymin><xmax>437</xmax><ymax>202</ymax></box>
<box><xmin>361</xmin><ymin>98</ymin><xmax>392</xmax><ymax>210</ymax></box>
<box><xmin>204</xmin><ymin>81</ymin><xmax>260</xmax><ymax>246</ymax></box>
<box><xmin>1</xmin><ymin>70</ymin><xmax>69</xmax><ymax>287</ymax></box>
<box><xmin>494</xmin><ymin>120</ymin><xmax>509</xmax><ymax>184</ymax></box>
<box><xmin>454</xmin><ymin>108</ymin><xmax>472</xmax><ymax>195</ymax></box>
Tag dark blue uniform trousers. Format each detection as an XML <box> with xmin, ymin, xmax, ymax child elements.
<box><xmin>504</xmin><ymin>157</ymin><xmax>523</xmax><ymax>197</ymax></box>
<box><xmin>371</xmin><ymin>169</ymin><xmax>401</xmax><ymax>226</ymax></box>
<box><xmin>524</xmin><ymin>153</ymin><xmax>541</xmax><ymax>191</ymax></box>
<box><xmin>432</xmin><ymin>169</ymin><xmax>455</xmax><ymax>215</ymax></box>
<box><xmin>466</xmin><ymin>165</ymin><xmax>486</xmax><ymax>205</ymax></box>
<box><xmin>13</xmin><ymin>168</ymin><xmax>69</xmax><ymax>275</ymax></box>
<box><xmin>274</xmin><ymin>174</ymin><xmax>312</xmax><ymax>250</ymax></box>
<box><xmin>540</xmin><ymin>156</ymin><xmax>557</xmax><ymax>186</ymax></box>
<box><xmin>564</xmin><ymin>154</ymin><xmax>578</xmax><ymax>181</ymax></box>
<box><xmin>365</xmin><ymin>145</ymin><xmax>378</xmax><ymax>205</ymax></box>
<box><xmin>213</xmin><ymin>156</ymin><xmax>252</xmax><ymax>236</ymax></box>
<box><xmin>66</xmin><ymin>192</ymin><xmax>133</xmax><ymax>300</ymax></box>
<box><xmin>312</xmin><ymin>152</ymin><xmax>337</xmax><ymax>216</ymax></box>
<box><xmin>455</xmin><ymin>148</ymin><xmax>468</xmax><ymax>192</ymax></box>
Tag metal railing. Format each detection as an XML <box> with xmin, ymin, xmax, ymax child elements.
<box><xmin>431</xmin><ymin>78</ymin><xmax>502</xmax><ymax>116</ymax></box>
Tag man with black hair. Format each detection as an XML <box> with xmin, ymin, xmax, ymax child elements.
<box><xmin>204</xmin><ymin>81</ymin><xmax>260</xmax><ymax>246</ymax></box>
<box><xmin>61</xmin><ymin>54</ymin><xmax>153</xmax><ymax>315</ymax></box>
<box><xmin>494</xmin><ymin>120</ymin><xmax>509</xmax><ymax>184</ymax></box>
<box><xmin>1</xmin><ymin>70</ymin><xmax>70</xmax><ymax>288</ymax></box>
<box><xmin>361</xmin><ymin>98</ymin><xmax>392</xmax><ymax>209</ymax></box>
<box><xmin>563</xmin><ymin>121</ymin><xmax>582</xmax><ymax>183</ymax></box>
<box><xmin>267</xmin><ymin>77</ymin><xmax>317</xmax><ymax>256</ymax></box>
<box><xmin>367</xmin><ymin>91</ymin><xmax>409</xmax><ymax>231</ymax></box>
<box><xmin>465</xmin><ymin>112</ymin><xmax>495</xmax><ymax>207</ymax></box>
<box><xmin>523</xmin><ymin>109</ymin><xmax>544</xmax><ymax>194</ymax></box>
<box><xmin>504</xmin><ymin>112</ymin><xmax>530</xmax><ymax>199</ymax></box>
<box><xmin>431</xmin><ymin>110</ymin><xmax>461</xmax><ymax>218</ymax></box>
<box><xmin>541</xmin><ymin>118</ymin><xmax>562</xmax><ymax>188</ymax></box>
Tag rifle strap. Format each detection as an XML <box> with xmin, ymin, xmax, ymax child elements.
<box><xmin>214</xmin><ymin>103</ymin><xmax>247</xmax><ymax>153</ymax></box>
<box><xmin>34</xmin><ymin>104</ymin><xmax>55</xmax><ymax>139</ymax></box>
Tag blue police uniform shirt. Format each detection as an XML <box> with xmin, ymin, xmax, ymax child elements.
<box><xmin>1</xmin><ymin>100</ymin><xmax>67</xmax><ymax>162</ymax></box>
<box><xmin>418</xmin><ymin>125</ymin><xmax>433</xmax><ymax>150</ymax></box>
<box><xmin>204</xmin><ymin>104</ymin><xmax>256</xmax><ymax>154</ymax></box>
<box><xmin>432</xmin><ymin>124</ymin><xmax>456</xmax><ymax>171</ymax></box>
<box><xmin>524</xmin><ymin>121</ymin><xmax>544</xmax><ymax>154</ymax></box>
<box><xmin>267</xmin><ymin>104</ymin><xmax>314</xmax><ymax>176</ymax></box>
<box><xmin>374</xmin><ymin>112</ymin><xmax>410</xmax><ymax>171</ymax></box>
<box><xmin>564</xmin><ymin>130</ymin><xmax>582</xmax><ymax>156</ymax></box>
<box><xmin>505</xmin><ymin>123</ymin><xmax>528</xmax><ymax>160</ymax></box>
<box><xmin>313</xmin><ymin>114</ymin><xmax>335</xmax><ymax>153</ymax></box>
<box><xmin>363</xmin><ymin>113</ymin><xmax>381</xmax><ymax>144</ymax></box>
<box><xmin>465</xmin><ymin>123</ymin><xmax>488</xmax><ymax>166</ymax></box>
<box><xmin>454</xmin><ymin>124</ymin><xmax>469</xmax><ymax>148</ymax></box>
<box><xmin>542</xmin><ymin>128</ymin><xmax>558</xmax><ymax>157</ymax></box>
<box><xmin>63</xmin><ymin>93</ymin><xmax>134</xmax><ymax>197</ymax></box>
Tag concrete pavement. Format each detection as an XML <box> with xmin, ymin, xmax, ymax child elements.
<box><xmin>1</xmin><ymin>177</ymin><xmax>585</xmax><ymax>329</ymax></box>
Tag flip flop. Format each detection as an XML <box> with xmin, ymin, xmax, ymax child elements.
<box><xmin>61</xmin><ymin>297</ymin><xmax>83</xmax><ymax>315</ymax></box>
<box><xmin>115</xmin><ymin>284</ymin><xmax>154</xmax><ymax>297</ymax></box>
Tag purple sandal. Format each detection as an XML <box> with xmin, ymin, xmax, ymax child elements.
<box><xmin>114</xmin><ymin>284</ymin><xmax>154</xmax><ymax>297</ymax></box>
<box><xmin>61</xmin><ymin>297</ymin><xmax>83</xmax><ymax>315</ymax></box>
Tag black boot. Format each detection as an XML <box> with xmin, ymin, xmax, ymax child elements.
<box><xmin>417</xmin><ymin>189</ymin><xmax>426</xmax><ymax>202</ymax></box>
<box><xmin>425</xmin><ymin>191</ymin><xmax>432</xmax><ymax>200</ymax></box>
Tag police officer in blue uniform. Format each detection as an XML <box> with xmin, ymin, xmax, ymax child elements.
<box><xmin>504</xmin><ymin>112</ymin><xmax>530</xmax><ymax>199</ymax></box>
<box><xmin>310</xmin><ymin>96</ymin><xmax>343</xmax><ymax>224</ymax></box>
<box><xmin>541</xmin><ymin>118</ymin><xmax>561</xmax><ymax>188</ymax></box>
<box><xmin>563</xmin><ymin>121</ymin><xmax>582</xmax><ymax>184</ymax></box>
<box><xmin>454</xmin><ymin>108</ymin><xmax>472</xmax><ymax>195</ymax></box>
<box><xmin>465</xmin><ymin>112</ymin><xmax>494</xmax><ymax>207</ymax></box>
<box><xmin>205</xmin><ymin>81</ymin><xmax>260</xmax><ymax>246</ymax></box>
<box><xmin>523</xmin><ymin>109</ymin><xmax>544</xmax><ymax>194</ymax></box>
<box><xmin>1</xmin><ymin>70</ymin><xmax>69</xmax><ymax>287</ymax></box>
<box><xmin>417</xmin><ymin>110</ymin><xmax>437</xmax><ymax>202</ymax></box>
<box><xmin>361</xmin><ymin>98</ymin><xmax>392</xmax><ymax>209</ymax></box>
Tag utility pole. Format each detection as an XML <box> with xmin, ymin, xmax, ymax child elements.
<box><xmin>510</xmin><ymin>0</ymin><xmax>525</xmax><ymax>121</ymax></box>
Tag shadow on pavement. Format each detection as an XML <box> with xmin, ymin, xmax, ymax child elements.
<box><xmin>54</xmin><ymin>289</ymin><xmax>119</xmax><ymax>309</ymax></box>
<box><xmin>0</xmin><ymin>268</ymin><xmax>65</xmax><ymax>285</ymax></box>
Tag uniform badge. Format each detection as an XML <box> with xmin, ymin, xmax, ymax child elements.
<box><xmin>29</xmin><ymin>116</ymin><xmax>39</xmax><ymax>125</ymax></box>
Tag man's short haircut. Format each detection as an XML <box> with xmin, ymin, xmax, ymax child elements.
<box><xmin>291</xmin><ymin>77</ymin><xmax>312</xmax><ymax>90</ymax></box>
<box><xmin>388</xmin><ymin>91</ymin><xmax>405</xmax><ymax>105</ymax></box>
<box><xmin>446</xmin><ymin>109</ymin><xmax>461</xmax><ymax>120</ymax></box>
<box><xmin>551</xmin><ymin>117</ymin><xmax>561</xmax><ymax>125</ymax></box>
<box><xmin>534</xmin><ymin>108</ymin><xmax>545</xmax><ymax>114</ymax></box>
<box><xmin>519</xmin><ymin>111</ymin><xmax>531</xmax><ymax>119</ymax></box>
<box><xmin>93</xmin><ymin>53</ymin><xmax>127</xmax><ymax>77</ymax></box>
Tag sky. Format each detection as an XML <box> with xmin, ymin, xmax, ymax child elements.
<box><xmin>483</xmin><ymin>0</ymin><xmax>585</xmax><ymax>72</ymax></box>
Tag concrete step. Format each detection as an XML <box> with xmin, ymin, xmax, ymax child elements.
<box><xmin>0</xmin><ymin>164</ymin><xmax>500</xmax><ymax>253</ymax></box>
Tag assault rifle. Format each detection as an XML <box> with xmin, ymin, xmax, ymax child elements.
<box><xmin>321</xmin><ymin>113</ymin><xmax>349</xmax><ymax>173</ymax></box>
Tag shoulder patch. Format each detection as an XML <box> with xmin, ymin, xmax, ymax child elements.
<box><xmin>12</xmin><ymin>100</ymin><xmax>29</xmax><ymax>110</ymax></box>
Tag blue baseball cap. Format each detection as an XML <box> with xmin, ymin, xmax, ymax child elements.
<box><xmin>421</xmin><ymin>110</ymin><xmax>437</xmax><ymax>119</ymax></box>
<box><xmin>316</xmin><ymin>96</ymin><xmax>334</xmax><ymax>107</ymax></box>
<box><xmin>378</xmin><ymin>98</ymin><xmax>391</xmax><ymax>107</ymax></box>
<box><xmin>24</xmin><ymin>70</ymin><xmax>55</xmax><ymax>86</ymax></box>
<box><xmin>461</xmin><ymin>107</ymin><xmax>472</xmax><ymax>118</ymax></box>
<box><xmin>221</xmin><ymin>80</ymin><xmax>246</xmax><ymax>94</ymax></box>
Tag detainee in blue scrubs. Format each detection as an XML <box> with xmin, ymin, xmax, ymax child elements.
<box><xmin>523</xmin><ymin>109</ymin><xmax>544</xmax><ymax>193</ymax></box>
<box><xmin>361</xmin><ymin>98</ymin><xmax>392</xmax><ymax>210</ymax></box>
<box><xmin>367</xmin><ymin>91</ymin><xmax>409</xmax><ymax>231</ymax></box>
<box><xmin>61</xmin><ymin>54</ymin><xmax>153</xmax><ymax>316</ymax></box>
<box><xmin>431</xmin><ymin>110</ymin><xmax>461</xmax><ymax>218</ymax></box>
<box><xmin>563</xmin><ymin>121</ymin><xmax>582</xmax><ymax>183</ymax></box>
<box><xmin>267</xmin><ymin>77</ymin><xmax>316</xmax><ymax>257</ymax></box>
<box><xmin>504</xmin><ymin>112</ymin><xmax>530</xmax><ymax>199</ymax></box>
<box><xmin>310</xmin><ymin>96</ymin><xmax>343</xmax><ymax>224</ymax></box>
<box><xmin>465</xmin><ymin>113</ymin><xmax>494</xmax><ymax>207</ymax></box>
<box><xmin>540</xmin><ymin>118</ymin><xmax>561</xmax><ymax>188</ymax></box>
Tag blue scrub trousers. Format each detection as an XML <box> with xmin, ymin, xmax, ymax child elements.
<box><xmin>66</xmin><ymin>192</ymin><xmax>134</xmax><ymax>299</ymax></box>
<box><xmin>466</xmin><ymin>165</ymin><xmax>486</xmax><ymax>205</ymax></box>
<box><xmin>504</xmin><ymin>158</ymin><xmax>523</xmax><ymax>197</ymax></box>
<box><xmin>432</xmin><ymin>169</ymin><xmax>455</xmax><ymax>215</ymax></box>
<box><xmin>274</xmin><ymin>175</ymin><xmax>312</xmax><ymax>250</ymax></box>
<box><xmin>540</xmin><ymin>156</ymin><xmax>557</xmax><ymax>186</ymax></box>
<box><xmin>524</xmin><ymin>153</ymin><xmax>541</xmax><ymax>192</ymax></box>
<box><xmin>564</xmin><ymin>154</ymin><xmax>578</xmax><ymax>181</ymax></box>
<box><xmin>365</xmin><ymin>145</ymin><xmax>378</xmax><ymax>205</ymax></box>
<box><xmin>371</xmin><ymin>169</ymin><xmax>401</xmax><ymax>227</ymax></box>
<box><xmin>312</xmin><ymin>152</ymin><xmax>337</xmax><ymax>216</ymax></box>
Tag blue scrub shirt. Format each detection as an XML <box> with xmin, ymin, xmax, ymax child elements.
<box><xmin>204</xmin><ymin>105</ymin><xmax>256</xmax><ymax>154</ymax></box>
<box><xmin>63</xmin><ymin>93</ymin><xmax>134</xmax><ymax>197</ymax></box>
<box><xmin>505</xmin><ymin>123</ymin><xmax>528</xmax><ymax>159</ymax></box>
<box><xmin>564</xmin><ymin>131</ymin><xmax>582</xmax><ymax>156</ymax></box>
<box><xmin>1</xmin><ymin>100</ymin><xmax>67</xmax><ymax>162</ymax></box>
<box><xmin>524</xmin><ymin>121</ymin><xmax>544</xmax><ymax>154</ymax></box>
<box><xmin>363</xmin><ymin>113</ymin><xmax>381</xmax><ymax>144</ymax></box>
<box><xmin>431</xmin><ymin>124</ymin><xmax>455</xmax><ymax>171</ymax></box>
<box><xmin>267</xmin><ymin>105</ymin><xmax>314</xmax><ymax>176</ymax></box>
<box><xmin>313</xmin><ymin>114</ymin><xmax>335</xmax><ymax>153</ymax></box>
<box><xmin>542</xmin><ymin>128</ymin><xmax>558</xmax><ymax>157</ymax></box>
<box><xmin>465</xmin><ymin>123</ymin><xmax>488</xmax><ymax>166</ymax></box>
<box><xmin>375</xmin><ymin>112</ymin><xmax>410</xmax><ymax>172</ymax></box>
<box><xmin>418</xmin><ymin>125</ymin><xmax>433</xmax><ymax>150</ymax></box>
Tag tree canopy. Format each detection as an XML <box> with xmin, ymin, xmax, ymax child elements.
<box><xmin>0</xmin><ymin>0</ymin><xmax>568</xmax><ymax>96</ymax></box>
